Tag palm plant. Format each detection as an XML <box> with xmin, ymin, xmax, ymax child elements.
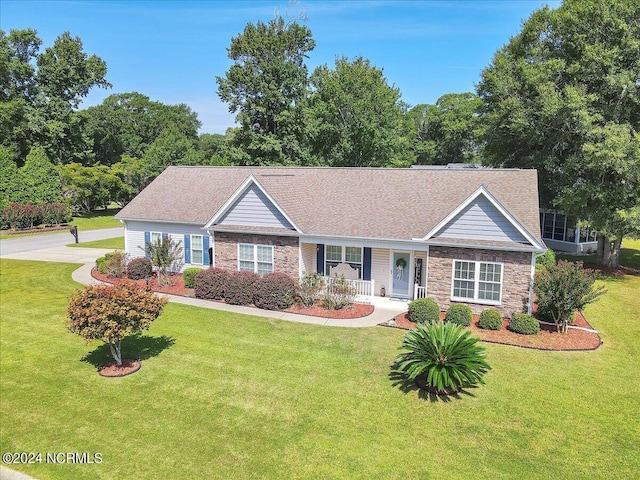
<box><xmin>395</xmin><ymin>322</ymin><xmax>490</xmax><ymax>394</ymax></box>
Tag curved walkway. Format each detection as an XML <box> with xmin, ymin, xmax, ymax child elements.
<box><xmin>1</xmin><ymin>237</ymin><xmax>402</xmax><ymax>327</ymax></box>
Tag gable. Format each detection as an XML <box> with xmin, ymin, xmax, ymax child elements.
<box><xmin>432</xmin><ymin>195</ymin><xmax>529</xmax><ymax>244</ymax></box>
<box><xmin>217</xmin><ymin>183</ymin><xmax>294</xmax><ymax>230</ymax></box>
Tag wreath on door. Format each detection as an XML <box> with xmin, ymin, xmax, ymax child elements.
<box><xmin>395</xmin><ymin>257</ymin><xmax>407</xmax><ymax>269</ymax></box>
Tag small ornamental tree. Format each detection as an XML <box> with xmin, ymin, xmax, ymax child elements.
<box><xmin>533</xmin><ymin>261</ymin><xmax>606</xmax><ymax>333</ymax></box>
<box><xmin>144</xmin><ymin>236</ymin><xmax>183</xmax><ymax>286</ymax></box>
<box><xmin>67</xmin><ymin>283</ymin><xmax>167</xmax><ymax>366</ymax></box>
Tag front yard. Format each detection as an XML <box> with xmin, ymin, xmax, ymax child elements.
<box><xmin>0</xmin><ymin>246</ymin><xmax>639</xmax><ymax>479</ymax></box>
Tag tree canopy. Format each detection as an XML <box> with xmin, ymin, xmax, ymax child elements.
<box><xmin>216</xmin><ymin>16</ymin><xmax>315</xmax><ymax>165</ymax></box>
<box><xmin>307</xmin><ymin>56</ymin><xmax>409</xmax><ymax>167</ymax></box>
<box><xmin>477</xmin><ymin>0</ymin><xmax>640</xmax><ymax>266</ymax></box>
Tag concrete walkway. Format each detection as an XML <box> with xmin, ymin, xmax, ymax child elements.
<box><xmin>1</xmin><ymin>237</ymin><xmax>405</xmax><ymax>327</ymax></box>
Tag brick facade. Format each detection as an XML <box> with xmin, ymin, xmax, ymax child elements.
<box><xmin>427</xmin><ymin>246</ymin><xmax>532</xmax><ymax>318</ymax></box>
<box><xmin>214</xmin><ymin>232</ymin><xmax>299</xmax><ymax>278</ymax></box>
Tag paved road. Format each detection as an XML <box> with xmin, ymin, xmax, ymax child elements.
<box><xmin>0</xmin><ymin>227</ymin><xmax>123</xmax><ymax>256</ymax></box>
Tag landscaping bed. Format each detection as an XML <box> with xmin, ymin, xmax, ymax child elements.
<box><xmin>387</xmin><ymin>311</ymin><xmax>601</xmax><ymax>351</ymax></box>
<box><xmin>91</xmin><ymin>269</ymin><xmax>374</xmax><ymax>319</ymax></box>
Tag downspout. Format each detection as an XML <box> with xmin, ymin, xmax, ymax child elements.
<box><xmin>528</xmin><ymin>250</ymin><xmax>546</xmax><ymax>315</ymax></box>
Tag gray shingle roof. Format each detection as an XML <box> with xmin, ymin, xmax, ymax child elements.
<box><xmin>115</xmin><ymin>166</ymin><xmax>543</xmax><ymax>248</ymax></box>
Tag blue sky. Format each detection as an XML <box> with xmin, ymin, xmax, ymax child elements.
<box><xmin>2</xmin><ymin>0</ymin><xmax>559</xmax><ymax>134</ymax></box>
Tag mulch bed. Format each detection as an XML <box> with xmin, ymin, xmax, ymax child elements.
<box><xmin>91</xmin><ymin>269</ymin><xmax>192</xmax><ymax>296</ymax></box>
<box><xmin>98</xmin><ymin>359</ymin><xmax>141</xmax><ymax>377</ymax></box>
<box><xmin>1</xmin><ymin>225</ymin><xmax>70</xmax><ymax>235</ymax></box>
<box><xmin>284</xmin><ymin>302</ymin><xmax>374</xmax><ymax>319</ymax></box>
<box><xmin>91</xmin><ymin>269</ymin><xmax>374</xmax><ymax>319</ymax></box>
<box><xmin>387</xmin><ymin>311</ymin><xmax>602</xmax><ymax>351</ymax></box>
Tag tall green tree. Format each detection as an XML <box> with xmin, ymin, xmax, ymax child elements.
<box><xmin>0</xmin><ymin>29</ymin><xmax>110</xmax><ymax>165</ymax></box>
<box><xmin>20</xmin><ymin>146</ymin><xmax>63</xmax><ymax>204</ymax></box>
<box><xmin>477</xmin><ymin>0</ymin><xmax>640</xmax><ymax>266</ymax></box>
<box><xmin>0</xmin><ymin>29</ymin><xmax>41</xmax><ymax>163</ymax></box>
<box><xmin>83</xmin><ymin>92</ymin><xmax>201</xmax><ymax>166</ymax></box>
<box><xmin>407</xmin><ymin>93</ymin><xmax>482</xmax><ymax>165</ymax></box>
<box><xmin>216</xmin><ymin>16</ymin><xmax>315</xmax><ymax>165</ymax></box>
<box><xmin>307</xmin><ymin>56</ymin><xmax>409</xmax><ymax>167</ymax></box>
<box><xmin>0</xmin><ymin>146</ymin><xmax>21</xmax><ymax>209</ymax></box>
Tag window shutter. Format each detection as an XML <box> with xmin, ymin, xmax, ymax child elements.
<box><xmin>203</xmin><ymin>236</ymin><xmax>210</xmax><ymax>266</ymax></box>
<box><xmin>184</xmin><ymin>235</ymin><xmax>191</xmax><ymax>264</ymax></box>
<box><xmin>316</xmin><ymin>244</ymin><xmax>325</xmax><ymax>275</ymax></box>
<box><xmin>144</xmin><ymin>232</ymin><xmax>150</xmax><ymax>258</ymax></box>
<box><xmin>162</xmin><ymin>232</ymin><xmax>169</xmax><ymax>241</ymax></box>
<box><xmin>363</xmin><ymin>247</ymin><xmax>372</xmax><ymax>281</ymax></box>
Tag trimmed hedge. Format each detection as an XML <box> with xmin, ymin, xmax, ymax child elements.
<box><xmin>445</xmin><ymin>304</ymin><xmax>473</xmax><ymax>327</ymax></box>
<box><xmin>183</xmin><ymin>267</ymin><xmax>202</xmax><ymax>289</ymax></box>
<box><xmin>225</xmin><ymin>271</ymin><xmax>260</xmax><ymax>305</ymax></box>
<box><xmin>194</xmin><ymin>268</ymin><xmax>228</xmax><ymax>300</ymax></box>
<box><xmin>478</xmin><ymin>309</ymin><xmax>503</xmax><ymax>330</ymax></box>
<box><xmin>127</xmin><ymin>257</ymin><xmax>153</xmax><ymax>280</ymax></box>
<box><xmin>96</xmin><ymin>252</ymin><xmax>114</xmax><ymax>274</ymax></box>
<box><xmin>253</xmin><ymin>272</ymin><xmax>297</xmax><ymax>310</ymax></box>
<box><xmin>408</xmin><ymin>298</ymin><xmax>440</xmax><ymax>324</ymax></box>
<box><xmin>509</xmin><ymin>313</ymin><xmax>540</xmax><ymax>335</ymax></box>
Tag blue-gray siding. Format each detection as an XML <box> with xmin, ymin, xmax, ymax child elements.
<box><xmin>218</xmin><ymin>184</ymin><xmax>293</xmax><ymax>229</ymax></box>
<box><xmin>434</xmin><ymin>195</ymin><xmax>528</xmax><ymax>243</ymax></box>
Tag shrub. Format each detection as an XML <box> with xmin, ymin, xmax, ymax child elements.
<box><xmin>194</xmin><ymin>268</ymin><xmax>228</xmax><ymax>300</ymax></box>
<box><xmin>297</xmin><ymin>272</ymin><xmax>325</xmax><ymax>307</ymax></box>
<box><xmin>408</xmin><ymin>297</ymin><xmax>440</xmax><ymax>324</ymax></box>
<box><xmin>127</xmin><ymin>257</ymin><xmax>153</xmax><ymax>280</ymax></box>
<box><xmin>105</xmin><ymin>251</ymin><xmax>127</xmax><ymax>278</ymax></box>
<box><xmin>253</xmin><ymin>272</ymin><xmax>297</xmax><ymax>310</ymax></box>
<box><xmin>225</xmin><ymin>271</ymin><xmax>260</xmax><ymax>305</ymax></box>
<box><xmin>96</xmin><ymin>252</ymin><xmax>114</xmax><ymax>274</ymax></box>
<box><xmin>536</xmin><ymin>248</ymin><xmax>556</xmax><ymax>270</ymax></box>
<box><xmin>67</xmin><ymin>282</ymin><xmax>167</xmax><ymax>366</ymax></box>
<box><xmin>322</xmin><ymin>275</ymin><xmax>355</xmax><ymax>310</ymax></box>
<box><xmin>478</xmin><ymin>309</ymin><xmax>503</xmax><ymax>330</ymax></box>
<box><xmin>1</xmin><ymin>203</ymin><xmax>29</xmax><ymax>230</ymax></box>
<box><xmin>182</xmin><ymin>267</ymin><xmax>202</xmax><ymax>289</ymax></box>
<box><xmin>509</xmin><ymin>313</ymin><xmax>540</xmax><ymax>335</ymax></box>
<box><xmin>40</xmin><ymin>202</ymin><xmax>72</xmax><ymax>226</ymax></box>
<box><xmin>395</xmin><ymin>322</ymin><xmax>491</xmax><ymax>394</ymax></box>
<box><xmin>445</xmin><ymin>303</ymin><xmax>473</xmax><ymax>327</ymax></box>
<box><xmin>533</xmin><ymin>260</ymin><xmax>606</xmax><ymax>333</ymax></box>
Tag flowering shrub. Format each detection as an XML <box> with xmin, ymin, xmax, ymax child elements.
<box><xmin>322</xmin><ymin>275</ymin><xmax>355</xmax><ymax>310</ymax></box>
<box><xmin>297</xmin><ymin>272</ymin><xmax>325</xmax><ymax>307</ymax></box>
<box><xmin>1</xmin><ymin>202</ymin><xmax>71</xmax><ymax>230</ymax></box>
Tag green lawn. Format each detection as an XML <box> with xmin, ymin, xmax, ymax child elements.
<box><xmin>67</xmin><ymin>237</ymin><xmax>124</xmax><ymax>250</ymax></box>
<box><xmin>1</xmin><ymin>246</ymin><xmax>639</xmax><ymax>479</ymax></box>
<box><xmin>70</xmin><ymin>208</ymin><xmax>122</xmax><ymax>231</ymax></box>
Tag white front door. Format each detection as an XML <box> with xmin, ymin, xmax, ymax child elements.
<box><xmin>390</xmin><ymin>251</ymin><xmax>412</xmax><ymax>298</ymax></box>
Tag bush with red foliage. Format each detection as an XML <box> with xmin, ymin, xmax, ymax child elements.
<box><xmin>253</xmin><ymin>272</ymin><xmax>297</xmax><ymax>310</ymax></box>
<box><xmin>225</xmin><ymin>270</ymin><xmax>260</xmax><ymax>305</ymax></box>
<box><xmin>194</xmin><ymin>268</ymin><xmax>229</xmax><ymax>300</ymax></box>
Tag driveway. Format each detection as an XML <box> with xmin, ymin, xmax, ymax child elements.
<box><xmin>0</xmin><ymin>227</ymin><xmax>123</xmax><ymax>256</ymax></box>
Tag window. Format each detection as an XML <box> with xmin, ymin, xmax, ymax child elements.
<box><xmin>150</xmin><ymin>232</ymin><xmax>162</xmax><ymax>244</ymax></box>
<box><xmin>191</xmin><ymin>235</ymin><xmax>203</xmax><ymax>265</ymax></box>
<box><xmin>452</xmin><ymin>260</ymin><xmax>503</xmax><ymax>304</ymax></box>
<box><xmin>324</xmin><ymin>246</ymin><xmax>362</xmax><ymax>278</ymax></box>
<box><xmin>238</xmin><ymin>243</ymin><xmax>273</xmax><ymax>275</ymax></box>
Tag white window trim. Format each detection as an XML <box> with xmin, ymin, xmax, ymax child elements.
<box><xmin>150</xmin><ymin>231</ymin><xmax>162</xmax><ymax>244</ymax></box>
<box><xmin>237</xmin><ymin>243</ymin><xmax>274</xmax><ymax>275</ymax></box>
<box><xmin>190</xmin><ymin>234</ymin><xmax>204</xmax><ymax>265</ymax></box>
<box><xmin>451</xmin><ymin>260</ymin><xmax>503</xmax><ymax>306</ymax></box>
<box><xmin>324</xmin><ymin>245</ymin><xmax>363</xmax><ymax>279</ymax></box>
